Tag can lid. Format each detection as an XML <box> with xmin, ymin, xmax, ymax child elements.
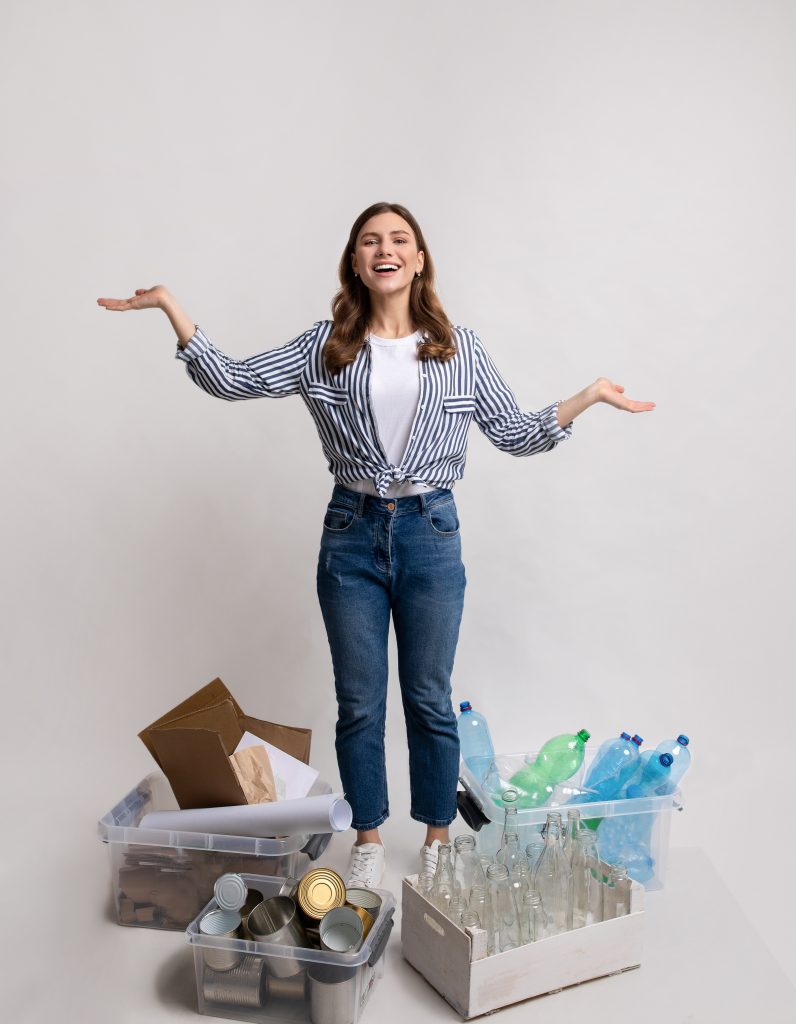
<box><xmin>297</xmin><ymin>868</ymin><xmax>346</xmax><ymax>920</ymax></box>
<box><xmin>214</xmin><ymin>873</ymin><xmax>248</xmax><ymax>912</ymax></box>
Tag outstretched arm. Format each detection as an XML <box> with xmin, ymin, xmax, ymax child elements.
<box><xmin>556</xmin><ymin>378</ymin><xmax>656</xmax><ymax>427</ymax></box>
<box><xmin>97</xmin><ymin>285</ymin><xmax>317</xmax><ymax>400</ymax></box>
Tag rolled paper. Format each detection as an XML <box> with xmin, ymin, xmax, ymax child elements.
<box><xmin>139</xmin><ymin>793</ymin><xmax>352</xmax><ymax>837</ymax></box>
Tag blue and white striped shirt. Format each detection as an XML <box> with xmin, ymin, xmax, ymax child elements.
<box><xmin>176</xmin><ymin>321</ymin><xmax>572</xmax><ymax>497</ymax></box>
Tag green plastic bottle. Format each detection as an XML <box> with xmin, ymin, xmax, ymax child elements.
<box><xmin>509</xmin><ymin>729</ymin><xmax>591</xmax><ymax>809</ymax></box>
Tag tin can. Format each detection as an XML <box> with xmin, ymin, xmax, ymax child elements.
<box><xmin>203</xmin><ymin>955</ymin><xmax>265</xmax><ymax>1007</ymax></box>
<box><xmin>199</xmin><ymin>909</ymin><xmax>242</xmax><ymax>971</ymax></box>
<box><xmin>345</xmin><ymin>887</ymin><xmax>382</xmax><ymax>919</ymax></box>
<box><xmin>296</xmin><ymin>868</ymin><xmax>346</xmax><ymax>921</ymax></box>
<box><xmin>319</xmin><ymin>905</ymin><xmax>364</xmax><ymax>953</ymax></box>
<box><xmin>343</xmin><ymin>902</ymin><xmax>374</xmax><ymax>941</ymax></box>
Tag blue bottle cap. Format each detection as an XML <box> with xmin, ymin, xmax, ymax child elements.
<box><xmin>459</xmin><ymin>701</ymin><xmax>472</xmax><ymax>712</ymax></box>
<box><xmin>620</xmin><ymin>732</ymin><xmax>631</xmax><ymax>741</ymax></box>
<box><xmin>632</xmin><ymin>735</ymin><xmax>643</xmax><ymax>746</ymax></box>
<box><xmin>677</xmin><ymin>734</ymin><xmax>689</xmax><ymax>746</ymax></box>
<box><xmin>659</xmin><ymin>753</ymin><xmax>674</xmax><ymax>767</ymax></box>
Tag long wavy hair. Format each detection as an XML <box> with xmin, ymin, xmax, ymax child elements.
<box><xmin>325</xmin><ymin>202</ymin><xmax>456</xmax><ymax>375</ymax></box>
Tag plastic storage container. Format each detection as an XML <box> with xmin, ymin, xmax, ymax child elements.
<box><xmin>456</xmin><ymin>750</ymin><xmax>683</xmax><ymax>890</ymax></box>
<box><xmin>98</xmin><ymin>773</ymin><xmax>333</xmax><ymax>930</ymax></box>
<box><xmin>186</xmin><ymin>873</ymin><xmax>395</xmax><ymax>1024</ymax></box>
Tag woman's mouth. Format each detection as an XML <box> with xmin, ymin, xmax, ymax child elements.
<box><xmin>373</xmin><ymin>263</ymin><xmax>400</xmax><ymax>275</ymax></box>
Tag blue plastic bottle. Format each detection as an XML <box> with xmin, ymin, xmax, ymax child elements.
<box><xmin>654</xmin><ymin>735</ymin><xmax>691</xmax><ymax>794</ymax></box>
<box><xmin>457</xmin><ymin>701</ymin><xmax>496</xmax><ymax>786</ymax></box>
<box><xmin>597</xmin><ymin>753</ymin><xmax>673</xmax><ymax>883</ymax></box>
<box><xmin>581</xmin><ymin>732</ymin><xmax>640</xmax><ymax>801</ymax></box>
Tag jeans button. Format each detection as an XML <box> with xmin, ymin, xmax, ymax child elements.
<box><xmin>386</xmin><ymin>502</ymin><xmax>395</xmax><ymax>511</ymax></box>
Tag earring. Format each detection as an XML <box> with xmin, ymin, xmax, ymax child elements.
<box><xmin>415</xmin><ymin>272</ymin><xmax>421</xmax><ymax>278</ymax></box>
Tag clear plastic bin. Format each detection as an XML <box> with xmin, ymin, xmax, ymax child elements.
<box><xmin>457</xmin><ymin>750</ymin><xmax>683</xmax><ymax>890</ymax></box>
<box><xmin>98</xmin><ymin>773</ymin><xmax>332</xmax><ymax>930</ymax></box>
<box><xmin>186</xmin><ymin>873</ymin><xmax>395</xmax><ymax>1024</ymax></box>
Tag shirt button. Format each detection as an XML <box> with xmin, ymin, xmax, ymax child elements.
<box><xmin>386</xmin><ymin>502</ymin><xmax>395</xmax><ymax>511</ymax></box>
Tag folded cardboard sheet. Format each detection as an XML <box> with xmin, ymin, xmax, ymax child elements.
<box><xmin>138</xmin><ymin>678</ymin><xmax>312</xmax><ymax>809</ymax></box>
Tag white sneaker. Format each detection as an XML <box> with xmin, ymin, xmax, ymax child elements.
<box><xmin>419</xmin><ymin>838</ymin><xmax>442</xmax><ymax>877</ymax></box>
<box><xmin>344</xmin><ymin>842</ymin><xmax>386</xmax><ymax>888</ymax></box>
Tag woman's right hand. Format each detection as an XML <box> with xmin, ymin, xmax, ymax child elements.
<box><xmin>96</xmin><ymin>284</ymin><xmax>170</xmax><ymax>312</ymax></box>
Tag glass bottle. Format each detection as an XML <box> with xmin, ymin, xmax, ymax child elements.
<box><xmin>532</xmin><ymin>818</ymin><xmax>570</xmax><ymax>935</ymax></box>
<box><xmin>562</xmin><ymin>808</ymin><xmax>582</xmax><ymax>863</ymax></box>
<box><xmin>447</xmin><ymin>895</ymin><xmax>467</xmax><ymax>925</ymax></box>
<box><xmin>461</xmin><ymin>909</ymin><xmax>481</xmax><ymax>929</ymax></box>
<box><xmin>468</xmin><ymin>884</ymin><xmax>488</xmax><ymax>930</ymax></box>
<box><xmin>499</xmin><ymin>789</ymin><xmax>520</xmax><ymax>859</ymax></box>
<box><xmin>453</xmin><ymin>834</ymin><xmax>487</xmax><ymax>900</ymax></box>
<box><xmin>610</xmin><ymin>864</ymin><xmax>630</xmax><ymax>918</ymax></box>
<box><xmin>525</xmin><ymin>839</ymin><xmax>544</xmax><ymax>876</ymax></box>
<box><xmin>521</xmin><ymin>889</ymin><xmax>548</xmax><ymax>943</ymax></box>
<box><xmin>485</xmin><ymin>863</ymin><xmax>521</xmax><ymax>954</ymax></box>
<box><xmin>416</xmin><ymin>871</ymin><xmax>435</xmax><ymax>899</ymax></box>
<box><xmin>431</xmin><ymin>843</ymin><xmax>456</xmax><ymax>916</ymax></box>
<box><xmin>568</xmin><ymin>829</ymin><xmax>593</xmax><ymax>929</ymax></box>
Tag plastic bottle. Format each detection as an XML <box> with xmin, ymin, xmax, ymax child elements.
<box><xmin>509</xmin><ymin>729</ymin><xmax>591</xmax><ymax>808</ymax></box>
<box><xmin>457</xmin><ymin>701</ymin><xmax>496</xmax><ymax>786</ymax></box>
<box><xmin>654</xmin><ymin>735</ymin><xmax>691</xmax><ymax>793</ymax></box>
<box><xmin>581</xmin><ymin>732</ymin><xmax>641</xmax><ymax>801</ymax></box>
<box><xmin>597</xmin><ymin>753</ymin><xmax>673</xmax><ymax>882</ymax></box>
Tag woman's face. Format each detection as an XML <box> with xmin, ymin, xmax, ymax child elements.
<box><xmin>351</xmin><ymin>211</ymin><xmax>425</xmax><ymax>297</ymax></box>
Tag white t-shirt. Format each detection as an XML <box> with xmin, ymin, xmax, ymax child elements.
<box><xmin>347</xmin><ymin>330</ymin><xmax>435</xmax><ymax>498</ymax></box>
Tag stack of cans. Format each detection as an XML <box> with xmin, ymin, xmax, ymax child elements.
<box><xmin>196</xmin><ymin>868</ymin><xmax>384</xmax><ymax>1023</ymax></box>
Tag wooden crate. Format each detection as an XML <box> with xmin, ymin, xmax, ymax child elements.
<box><xmin>401</xmin><ymin>872</ymin><xmax>644</xmax><ymax>1019</ymax></box>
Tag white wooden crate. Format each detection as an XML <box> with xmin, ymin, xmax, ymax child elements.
<box><xmin>401</xmin><ymin>872</ymin><xmax>645</xmax><ymax>1019</ymax></box>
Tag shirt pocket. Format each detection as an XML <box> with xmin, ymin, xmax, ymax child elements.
<box><xmin>443</xmin><ymin>394</ymin><xmax>477</xmax><ymax>414</ymax></box>
<box><xmin>306</xmin><ymin>382</ymin><xmax>350</xmax><ymax>406</ymax></box>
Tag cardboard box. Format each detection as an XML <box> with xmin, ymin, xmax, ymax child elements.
<box><xmin>138</xmin><ymin>678</ymin><xmax>312</xmax><ymax>809</ymax></box>
<box><xmin>401</xmin><ymin>872</ymin><xmax>644</xmax><ymax>1019</ymax></box>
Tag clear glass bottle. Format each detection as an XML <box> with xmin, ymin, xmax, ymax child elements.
<box><xmin>416</xmin><ymin>871</ymin><xmax>435</xmax><ymax>899</ymax></box>
<box><xmin>432</xmin><ymin>842</ymin><xmax>455</xmax><ymax>893</ymax></box>
<box><xmin>568</xmin><ymin>829</ymin><xmax>593</xmax><ymax>929</ymax></box>
<box><xmin>525</xmin><ymin>839</ymin><xmax>544</xmax><ymax>876</ymax></box>
<box><xmin>521</xmin><ymin>889</ymin><xmax>548</xmax><ymax>943</ymax></box>
<box><xmin>498</xmin><ymin>789</ymin><xmax>520</xmax><ymax>861</ymax></box>
<box><xmin>532</xmin><ymin>818</ymin><xmax>570</xmax><ymax>935</ymax></box>
<box><xmin>468</xmin><ymin>883</ymin><xmax>488</xmax><ymax>930</ymax></box>
<box><xmin>485</xmin><ymin>863</ymin><xmax>521</xmax><ymax>953</ymax></box>
<box><xmin>453</xmin><ymin>834</ymin><xmax>487</xmax><ymax>900</ymax></box>
<box><xmin>461</xmin><ymin>909</ymin><xmax>481</xmax><ymax>929</ymax></box>
<box><xmin>610</xmin><ymin>864</ymin><xmax>630</xmax><ymax>918</ymax></box>
<box><xmin>562</xmin><ymin>808</ymin><xmax>582</xmax><ymax>863</ymax></box>
<box><xmin>447</xmin><ymin>895</ymin><xmax>467</xmax><ymax>926</ymax></box>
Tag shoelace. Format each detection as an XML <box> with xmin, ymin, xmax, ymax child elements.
<box><xmin>348</xmin><ymin>847</ymin><xmax>380</xmax><ymax>884</ymax></box>
<box><xmin>420</xmin><ymin>844</ymin><xmax>439</xmax><ymax>876</ymax></box>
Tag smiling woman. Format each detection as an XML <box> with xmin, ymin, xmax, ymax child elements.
<box><xmin>97</xmin><ymin>199</ymin><xmax>654</xmax><ymax>890</ymax></box>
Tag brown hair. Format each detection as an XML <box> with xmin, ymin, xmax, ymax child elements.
<box><xmin>324</xmin><ymin>202</ymin><xmax>456</xmax><ymax>375</ymax></box>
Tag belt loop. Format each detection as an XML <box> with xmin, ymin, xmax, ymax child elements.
<box><xmin>357</xmin><ymin>491</ymin><xmax>366</xmax><ymax>516</ymax></box>
<box><xmin>418</xmin><ymin>491</ymin><xmax>428</xmax><ymax>515</ymax></box>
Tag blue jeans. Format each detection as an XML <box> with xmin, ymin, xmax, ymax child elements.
<box><xmin>316</xmin><ymin>484</ymin><xmax>466</xmax><ymax>830</ymax></box>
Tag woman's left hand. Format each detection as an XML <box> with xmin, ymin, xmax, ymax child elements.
<box><xmin>591</xmin><ymin>377</ymin><xmax>656</xmax><ymax>413</ymax></box>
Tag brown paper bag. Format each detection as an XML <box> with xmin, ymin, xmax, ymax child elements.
<box><xmin>229</xmin><ymin>744</ymin><xmax>277</xmax><ymax>804</ymax></box>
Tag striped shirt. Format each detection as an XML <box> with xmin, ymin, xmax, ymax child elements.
<box><xmin>176</xmin><ymin>320</ymin><xmax>572</xmax><ymax>497</ymax></box>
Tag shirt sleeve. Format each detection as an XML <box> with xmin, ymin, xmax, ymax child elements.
<box><xmin>175</xmin><ymin>322</ymin><xmax>319</xmax><ymax>400</ymax></box>
<box><xmin>473</xmin><ymin>333</ymin><xmax>573</xmax><ymax>455</ymax></box>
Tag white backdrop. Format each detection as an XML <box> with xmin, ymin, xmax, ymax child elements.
<box><xmin>3</xmin><ymin>0</ymin><xmax>794</xmax><ymax>1016</ymax></box>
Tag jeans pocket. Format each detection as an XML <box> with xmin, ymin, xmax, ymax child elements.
<box><xmin>427</xmin><ymin>499</ymin><xmax>460</xmax><ymax>536</ymax></box>
<box><xmin>323</xmin><ymin>505</ymin><xmax>356</xmax><ymax>532</ymax></box>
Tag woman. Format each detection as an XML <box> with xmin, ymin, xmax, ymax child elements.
<box><xmin>97</xmin><ymin>201</ymin><xmax>654</xmax><ymax>887</ymax></box>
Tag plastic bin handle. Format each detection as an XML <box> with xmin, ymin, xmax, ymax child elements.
<box><xmin>301</xmin><ymin>833</ymin><xmax>332</xmax><ymax>860</ymax></box>
<box><xmin>456</xmin><ymin>789</ymin><xmax>490</xmax><ymax>832</ymax></box>
<box><xmin>367</xmin><ymin>907</ymin><xmax>395</xmax><ymax>967</ymax></box>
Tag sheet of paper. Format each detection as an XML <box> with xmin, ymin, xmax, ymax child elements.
<box><xmin>235</xmin><ymin>731</ymin><xmax>319</xmax><ymax>800</ymax></box>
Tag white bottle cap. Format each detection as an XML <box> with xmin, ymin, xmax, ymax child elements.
<box><xmin>213</xmin><ymin>873</ymin><xmax>248</xmax><ymax>912</ymax></box>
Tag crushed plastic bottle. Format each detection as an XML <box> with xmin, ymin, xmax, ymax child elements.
<box><xmin>509</xmin><ymin>730</ymin><xmax>590</xmax><ymax>809</ymax></box>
